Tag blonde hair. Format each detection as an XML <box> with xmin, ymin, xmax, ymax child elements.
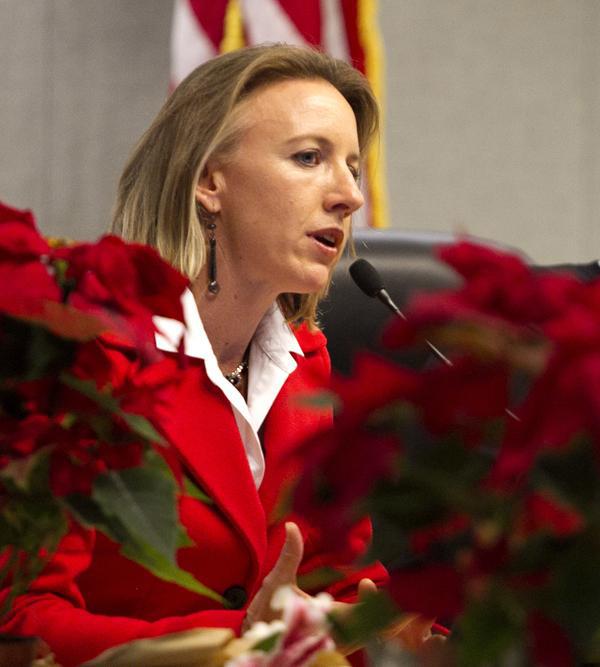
<box><xmin>111</xmin><ymin>43</ymin><xmax>379</xmax><ymax>327</ymax></box>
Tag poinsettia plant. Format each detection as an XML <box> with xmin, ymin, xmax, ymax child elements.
<box><xmin>293</xmin><ymin>241</ymin><xmax>600</xmax><ymax>666</ymax></box>
<box><xmin>84</xmin><ymin>585</ymin><xmax>349</xmax><ymax>666</ymax></box>
<box><xmin>0</xmin><ymin>201</ymin><xmax>222</xmax><ymax>617</ymax></box>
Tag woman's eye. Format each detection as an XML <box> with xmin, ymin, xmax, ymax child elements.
<box><xmin>294</xmin><ymin>150</ymin><xmax>320</xmax><ymax>166</ymax></box>
<box><xmin>348</xmin><ymin>165</ymin><xmax>361</xmax><ymax>182</ymax></box>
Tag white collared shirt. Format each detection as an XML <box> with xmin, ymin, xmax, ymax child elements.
<box><xmin>153</xmin><ymin>289</ymin><xmax>304</xmax><ymax>488</ymax></box>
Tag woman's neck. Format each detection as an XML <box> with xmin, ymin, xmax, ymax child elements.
<box><xmin>190</xmin><ymin>271</ymin><xmax>276</xmax><ymax>375</ymax></box>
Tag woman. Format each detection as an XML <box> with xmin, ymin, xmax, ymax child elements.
<box><xmin>0</xmin><ymin>44</ymin><xmax>386</xmax><ymax>666</ymax></box>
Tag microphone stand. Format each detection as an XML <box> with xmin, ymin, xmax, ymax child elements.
<box><xmin>376</xmin><ymin>292</ymin><xmax>453</xmax><ymax>367</ymax></box>
<box><xmin>351</xmin><ymin>259</ymin><xmax>521</xmax><ymax>420</ymax></box>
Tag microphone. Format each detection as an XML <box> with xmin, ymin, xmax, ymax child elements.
<box><xmin>349</xmin><ymin>258</ymin><xmax>452</xmax><ymax>366</ymax></box>
<box><xmin>349</xmin><ymin>258</ymin><xmax>407</xmax><ymax>320</ymax></box>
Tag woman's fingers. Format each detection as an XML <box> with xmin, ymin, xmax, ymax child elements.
<box><xmin>243</xmin><ymin>522</ymin><xmax>304</xmax><ymax>630</ymax></box>
<box><xmin>357</xmin><ymin>578</ymin><xmax>377</xmax><ymax>598</ymax></box>
<box><xmin>383</xmin><ymin>614</ymin><xmax>438</xmax><ymax>651</ymax></box>
<box><xmin>262</xmin><ymin>522</ymin><xmax>304</xmax><ymax>589</ymax></box>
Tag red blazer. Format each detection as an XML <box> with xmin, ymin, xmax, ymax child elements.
<box><xmin>0</xmin><ymin>324</ymin><xmax>386</xmax><ymax>667</ymax></box>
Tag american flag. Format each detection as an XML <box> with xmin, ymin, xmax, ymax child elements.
<box><xmin>170</xmin><ymin>0</ymin><xmax>387</xmax><ymax>229</ymax></box>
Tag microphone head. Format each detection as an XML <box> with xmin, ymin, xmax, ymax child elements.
<box><xmin>349</xmin><ymin>258</ymin><xmax>384</xmax><ymax>298</ymax></box>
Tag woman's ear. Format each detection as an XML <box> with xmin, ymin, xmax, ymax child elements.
<box><xmin>195</xmin><ymin>162</ymin><xmax>223</xmax><ymax>214</ymax></box>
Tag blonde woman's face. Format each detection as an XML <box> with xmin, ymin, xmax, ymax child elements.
<box><xmin>196</xmin><ymin>78</ymin><xmax>364</xmax><ymax>301</ymax></box>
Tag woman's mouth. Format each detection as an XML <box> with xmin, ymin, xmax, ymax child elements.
<box><xmin>307</xmin><ymin>228</ymin><xmax>343</xmax><ymax>254</ymax></box>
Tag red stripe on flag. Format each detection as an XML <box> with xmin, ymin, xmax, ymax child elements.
<box><xmin>279</xmin><ymin>0</ymin><xmax>322</xmax><ymax>46</ymax></box>
<box><xmin>340</xmin><ymin>0</ymin><xmax>365</xmax><ymax>73</ymax></box>
<box><xmin>188</xmin><ymin>0</ymin><xmax>230</xmax><ymax>49</ymax></box>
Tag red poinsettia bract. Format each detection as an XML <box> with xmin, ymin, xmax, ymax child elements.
<box><xmin>290</xmin><ymin>239</ymin><xmax>600</xmax><ymax>664</ymax></box>
<box><xmin>0</xmin><ymin>200</ymin><xmax>185</xmax><ymax>494</ymax></box>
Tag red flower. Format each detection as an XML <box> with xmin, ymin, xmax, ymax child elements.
<box><xmin>57</xmin><ymin>236</ymin><xmax>187</xmax><ymax>320</ymax></box>
<box><xmin>0</xmin><ymin>204</ymin><xmax>59</xmax><ymax>319</ymax></box>
<box><xmin>0</xmin><ymin>201</ymin><xmax>38</xmax><ymax>229</ymax></box>
<box><xmin>47</xmin><ymin>420</ymin><xmax>144</xmax><ymax>497</ymax></box>
<box><xmin>96</xmin><ymin>441</ymin><xmax>143</xmax><ymax>471</ymax></box>
<box><xmin>527</xmin><ymin>611</ymin><xmax>575</xmax><ymax>667</ymax></box>
<box><xmin>292</xmin><ymin>428</ymin><xmax>399</xmax><ymax>552</ymax></box>
<box><xmin>70</xmin><ymin>340</ymin><xmax>117</xmax><ymax>392</ymax></box>
<box><xmin>0</xmin><ymin>222</ymin><xmax>50</xmax><ymax>261</ymax></box>
<box><xmin>518</xmin><ymin>492</ymin><xmax>584</xmax><ymax>539</ymax></box>
<box><xmin>0</xmin><ymin>414</ymin><xmax>54</xmax><ymax>466</ymax></box>
<box><xmin>389</xmin><ymin>564</ymin><xmax>465</xmax><ymax>618</ymax></box>
<box><xmin>114</xmin><ymin>354</ymin><xmax>182</xmax><ymax>420</ymax></box>
<box><xmin>383</xmin><ymin>241</ymin><xmax>580</xmax><ymax>352</ymax></box>
<box><xmin>52</xmin><ymin>237</ymin><xmax>187</xmax><ymax>360</ymax></box>
<box><xmin>416</xmin><ymin>356</ymin><xmax>509</xmax><ymax>444</ymax></box>
<box><xmin>331</xmin><ymin>353</ymin><xmax>420</xmax><ymax>432</ymax></box>
<box><xmin>410</xmin><ymin>514</ymin><xmax>471</xmax><ymax>555</ymax></box>
<box><xmin>490</xmin><ymin>351</ymin><xmax>592</xmax><ymax>486</ymax></box>
<box><xmin>290</xmin><ymin>354</ymin><xmax>416</xmax><ymax>550</ymax></box>
<box><xmin>49</xmin><ymin>441</ymin><xmax>106</xmax><ymax>496</ymax></box>
<box><xmin>439</xmin><ymin>242</ymin><xmax>578</xmax><ymax>326</ymax></box>
<box><xmin>543</xmin><ymin>280</ymin><xmax>600</xmax><ymax>350</ymax></box>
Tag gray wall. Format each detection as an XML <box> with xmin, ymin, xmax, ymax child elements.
<box><xmin>381</xmin><ymin>0</ymin><xmax>600</xmax><ymax>264</ymax></box>
<box><xmin>2</xmin><ymin>0</ymin><xmax>599</xmax><ymax>264</ymax></box>
<box><xmin>1</xmin><ymin>0</ymin><xmax>172</xmax><ymax>240</ymax></box>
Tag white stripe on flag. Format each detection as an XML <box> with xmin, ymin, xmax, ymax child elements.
<box><xmin>240</xmin><ymin>0</ymin><xmax>308</xmax><ymax>46</ymax></box>
<box><xmin>321</xmin><ymin>0</ymin><xmax>350</xmax><ymax>61</ymax></box>
<box><xmin>170</xmin><ymin>0</ymin><xmax>218</xmax><ymax>85</ymax></box>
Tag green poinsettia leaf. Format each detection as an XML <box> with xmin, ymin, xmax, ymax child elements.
<box><xmin>0</xmin><ymin>489</ymin><xmax>66</xmax><ymax>554</ymax></box>
<box><xmin>60</xmin><ymin>373</ymin><xmax>120</xmax><ymax>413</ymax></box>
<box><xmin>25</xmin><ymin>447</ymin><xmax>51</xmax><ymax>493</ymax></box>
<box><xmin>0</xmin><ymin>449</ymin><xmax>66</xmax><ymax>553</ymax></box>
<box><xmin>91</xmin><ymin>450</ymin><xmax>179</xmax><ymax>560</ymax></box>
<box><xmin>18</xmin><ymin>301</ymin><xmax>106</xmax><ymax>342</ymax></box>
<box><xmin>329</xmin><ymin>590</ymin><xmax>397</xmax><ymax>646</ymax></box>
<box><xmin>69</xmin><ymin>495</ymin><xmax>216</xmax><ymax>600</ymax></box>
<box><xmin>0</xmin><ymin>513</ymin><xmax>66</xmax><ymax>619</ymax></box>
<box><xmin>252</xmin><ymin>631</ymin><xmax>282</xmax><ymax>653</ymax></box>
<box><xmin>84</xmin><ymin>450</ymin><xmax>223</xmax><ymax>604</ymax></box>
<box><xmin>119</xmin><ymin>538</ymin><xmax>224</xmax><ymax>603</ymax></box>
<box><xmin>65</xmin><ymin>493</ymin><xmax>129</xmax><ymax>543</ymax></box>
<box><xmin>297</xmin><ymin>566</ymin><xmax>344</xmax><ymax>592</ymax></box>
<box><xmin>546</xmin><ymin>535</ymin><xmax>600</xmax><ymax>647</ymax></box>
<box><xmin>85</xmin><ymin>413</ymin><xmax>117</xmax><ymax>443</ymax></box>
<box><xmin>368</xmin><ymin>477</ymin><xmax>447</xmax><ymax>529</ymax></box>
<box><xmin>364</xmin><ymin>511</ymin><xmax>412</xmax><ymax>567</ymax></box>
<box><xmin>298</xmin><ymin>390</ymin><xmax>340</xmax><ymax>411</ymax></box>
<box><xmin>412</xmin><ymin>435</ymin><xmax>492</xmax><ymax>486</ymax></box>
<box><xmin>0</xmin><ymin>450</ymin><xmax>46</xmax><ymax>492</ymax></box>
<box><xmin>456</xmin><ymin>595</ymin><xmax>524</xmax><ymax>667</ymax></box>
<box><xmin>176</xmin><ymin>525</ymin><xmax>194</xmax><ymax>549</ymax></box>
<box><xmin>532</xmin><ymin>438</ymin><xmax>599</xmax><ymax>511</ymax></box>
<box><xmin>0</xmin><ymin>316</ymin><xmax>76</xmax><ymax>381</ymax></box>
<box><xmin>183</xmin><ymin>476</ymin><xmax>214</xmax><ymax>505</ymax></box>
<box><xmin>69</xmin><ymin>490</ymin><xmax>188</xmax><ymax>581</ymax></box>
<box><xmin>60</xmin><ymin>373</ymin><xmax>165</xmax><ymax>445</ymax></box>
<box><xmin>509</xmin><ymin>533</ymin><xmax>563</xmax><ymax>576</ymax></box>
<box><xmin>120</xmin><ymin>411</ymin><xmax>166</xmax><ymax>446</ymax></box>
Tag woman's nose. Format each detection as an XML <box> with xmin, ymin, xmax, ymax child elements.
<box><xmin>324</xmin><ymin>166</ymin><xmax>365</xmax><ymax>216</ymax></box>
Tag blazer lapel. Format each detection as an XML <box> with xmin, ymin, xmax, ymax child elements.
<box><xmin>157</xmin><ymin>361</ymin><xmax>267</xmax><ymax>581</ymax></box>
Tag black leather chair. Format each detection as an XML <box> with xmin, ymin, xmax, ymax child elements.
<box><xmin>318</xmin><ymin>229</ymin><xmax>461</xmax><ymax>375</ymax></box>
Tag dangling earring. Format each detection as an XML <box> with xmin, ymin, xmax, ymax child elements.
<box><xmin>206</xmin><ymin>220</ymin><xmax>219</xmax><ymax>295</ymax></box>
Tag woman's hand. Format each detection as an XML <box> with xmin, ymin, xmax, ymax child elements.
<box><xmin>242</xmin><ymin>522</ymin><xmax>305</xmax><ymax>631</ymax></box>
<box><xmin>381</xmin><ymin>614</ymin><xmax>449</xmax><ymax>666</ymax></box>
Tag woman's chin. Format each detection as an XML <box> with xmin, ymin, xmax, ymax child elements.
<box><xmin>275</xmin><ymin>262</ymin><xmax>334</xmax><ymax>297</ymax></box>
<box><xmin>294</xmin><ymin>271</ymin><xmax>331</xmax><ymax>295</ymax></box>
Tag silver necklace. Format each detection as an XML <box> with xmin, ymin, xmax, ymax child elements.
<box><xmin>224</xmin><ymin>359</ymin><xmax>248</xmax><ymax>386</ymax></box>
